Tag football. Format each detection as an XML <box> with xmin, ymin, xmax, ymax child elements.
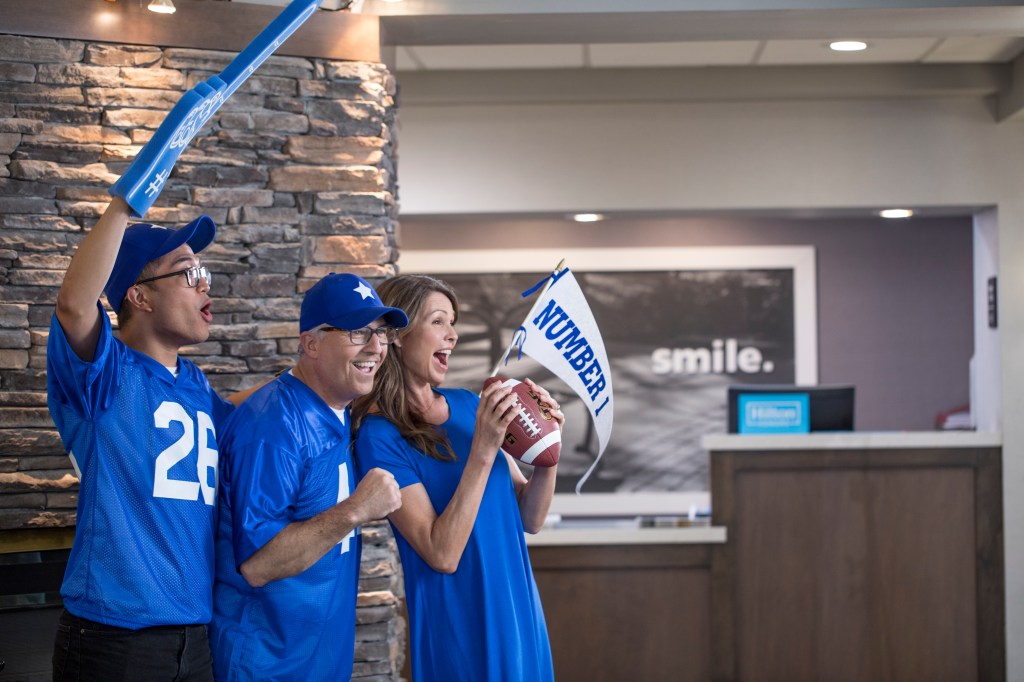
<box><xmin>483</xmin><ymin>376</ymin><xmax>561</xmax><ymax>467</ymax></box>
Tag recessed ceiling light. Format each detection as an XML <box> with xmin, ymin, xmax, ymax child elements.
<box><xmin>572</xmin><ymin>213</ymin><xmax>605</xmax><ymax>223</ymax></box>
<box><xmin>829</xmin><ymin>40</ymin><xmax>867</xmax><ymax>52</ymax></box>
<box><xmin>880</xmin><ymin>208</ymin><xmax>913</xmax><ymax>219</ymax></box>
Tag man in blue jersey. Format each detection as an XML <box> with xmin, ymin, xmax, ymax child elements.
<box><xmin>210</xmin><ymin>272</ymin><xmax>405</xmax><ymax>682</ymax></box>
<box><xmin>47</xmin><ymin>197</ymin><xmax>233</xmax><ymax>681</ymax></box>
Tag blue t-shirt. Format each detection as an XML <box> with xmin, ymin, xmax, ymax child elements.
<box><xmin>354</xmin><ymin>387</ymin><xmax>554</xmax><ymax>682</ymax></box>
<box><xmin>211</xmin><ymin>372</ymin><xmax>362</xmax><ymax>682</ymax></box>
<box><xmin>46</xmin><ymin>307</ymin><xmax>233</xmax><ymax>628</ymax></box>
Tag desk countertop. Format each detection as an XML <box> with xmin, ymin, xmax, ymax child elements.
<box><xmin>703</xmin><ymin>431</ymin><xmax>1001</xmax><ymax>451</ymax></box>
<box><xmin>525</xmin><ymin>525</ymin><xmax>726</xmax><ymax>546</ymax></box>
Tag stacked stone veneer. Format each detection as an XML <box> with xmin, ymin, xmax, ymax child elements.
<box><xmin>0</xmin><ymin>34</ymin><xmax>404</xmax><ymax>679</ymax></box>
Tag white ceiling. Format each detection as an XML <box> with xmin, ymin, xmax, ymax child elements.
<box><xmin>338</xmin><ymin>0</ymin><xmax>1024</xmax><ymax>71</ymax></box>
<box><xmin>393</xmin><ymin>36</ymin><xmax>1024</xmax><ymax>71</ymax></box>
<box><xmin>235</xmin><ymin>1</ymin><xmax>1024</xmax><ymax>117</ymax></box>
<box><xmin>239</xmin><ymin>1</ymin><xmax>1024</xmax><ymax>71</ymax></box>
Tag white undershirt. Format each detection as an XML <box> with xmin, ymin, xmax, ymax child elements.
<box><xmin>287</xmin><ymin>370</ymin><xmax>346</xmax><ymax>425</ymax></box>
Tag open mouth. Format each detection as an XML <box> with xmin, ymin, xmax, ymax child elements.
<box><xmin>434</xmin><ymin>349</ymin><xmax>451</xmax><ymax>369</ymax></box>
<box><xmin>353</xmin><ymin>360</ymin><xmax>377</xmax><ymax>375</ymax></box>
<box><xmin>199</xmin><ymin>301</ymin><xmax>213</xmax><ymax>323</ymax></box>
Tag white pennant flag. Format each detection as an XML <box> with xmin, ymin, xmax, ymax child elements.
<box><xmin>496</xmin><ymin>264</ymin><xmax>614</xmax><ymax>493</ymax></box>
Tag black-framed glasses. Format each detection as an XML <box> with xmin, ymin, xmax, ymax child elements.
<box><xmin>323</xmin><ymin>325</ymin><xmax>398</xmax><ymax>345</ymax></box>
<box><xmin>134</xmin><ymin>265</ymin><xmax>212</xmax><ymax>289</ymax></box>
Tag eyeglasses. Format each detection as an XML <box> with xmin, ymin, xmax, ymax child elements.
<box><xmin>134</xmin><ymin>265</ymin><xmax>212</xmax><ymax>289</ymax></box>
<box><xmin>322</xmin><ymin>325</ymin><xmax>398</xmax><ymax>345</ymax></box>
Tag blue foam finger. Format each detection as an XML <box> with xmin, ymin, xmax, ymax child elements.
<box><xmin>110</xmin><ymin>78</ymin><xmax>226</xmax><ymax>218</ymax></box>
<box><xmin>109</xmin><ymin>0</ymin><xmax>322</xmax><ymax>218</ymax></box>
<box><xmin>219</xmin><ymin>0</ymin><xmax>321</xmax><ymax>98</ymax></box>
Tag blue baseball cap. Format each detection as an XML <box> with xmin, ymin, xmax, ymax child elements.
<box><xmin>104</xmin><ymin>216</ymin><xmax>216</xmax><ymax>314</ymax></box>
<box><xmin>300</xmin><ymin>273</ymin><xmax>409</xmax><ymax>333</ymax></box>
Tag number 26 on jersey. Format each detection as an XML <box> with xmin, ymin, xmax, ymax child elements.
<box><xmin>152</xmin><ymin>401</ymin><xmax>218</xmax><ymax>506</ymax></box>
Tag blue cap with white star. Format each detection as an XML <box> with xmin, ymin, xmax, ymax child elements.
<box><xmin>299</xmin><ymin>273</ymin><xmax>409</xmax><ymax>333</ymax></box>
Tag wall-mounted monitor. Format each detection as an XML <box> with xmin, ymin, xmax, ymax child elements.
<box><xmin>728</xmin><ymin>384</ymin><xmax>855</xmax><ymax>434</ymax></box>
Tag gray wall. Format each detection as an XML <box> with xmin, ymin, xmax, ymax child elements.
<box><xmin>392</xmin><ymin>81</ymin><xmax>1024</xmax><ymax>681</ymax></box>
<box><xmin>400</xmin><ymin>214</ymin><xmax>974</xmax><ymax>432</ymax></box>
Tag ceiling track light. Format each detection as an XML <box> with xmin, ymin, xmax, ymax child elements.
<box><xmin>147</xmin><ymin>0</ymin><xmax>176</xmax><ymax>14</ymax></box>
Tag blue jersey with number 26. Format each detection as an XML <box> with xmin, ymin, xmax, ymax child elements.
<box><xmin>46</xmin><ymin>307</ymin><xmax>232</xmax><ymax>629</ymax></box>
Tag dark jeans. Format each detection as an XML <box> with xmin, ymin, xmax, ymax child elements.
<box><xmin>52</xmin><ymin>609</ymin><xmax>214</xmax><ymax>682</ymax></box>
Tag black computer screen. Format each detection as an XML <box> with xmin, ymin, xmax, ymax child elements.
<box><xmin>727</xmin><ymin>384</ymin><xmax>855</xmax><ymax>433</ymax></box>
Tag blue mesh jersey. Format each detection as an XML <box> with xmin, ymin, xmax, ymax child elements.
<box><xmin>354</xmin><ymin>388</ymin><xmax>554</xmax><ymax>682</ymax></box>
<box><xmin>46</xmin><ymin>307</ymin><xmax>233</xmax><ymax>629</ymax></box>
<box><xmin>211</xmin><ymin>372</ymin><xmax>362</xmax><ymax>682</ymax></box>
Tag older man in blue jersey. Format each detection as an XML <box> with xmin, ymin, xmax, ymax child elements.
<box><xmin>210</xmin><ymin>273</ymin><xmax>405</xmax><ymax>681</ymax></box>
<box><xmin>47</xmin><ymin>197</ymin><xmax>232</xmax><ymax>681</ymax></box>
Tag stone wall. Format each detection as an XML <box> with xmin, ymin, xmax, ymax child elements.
<box><xmin>0</xmin><ymin>33</ymin><xmax>404</xmax><ymax>680</ymax></box>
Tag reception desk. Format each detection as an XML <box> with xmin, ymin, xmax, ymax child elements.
<box><xmin>527</xmin><ymin>526</ymin><xmax>725</xmax><ymax>682</ymax></box>
<box><xmin>705</xmin><ymin>432</ymin><xmax>1004</xmax><ymax>682</ymax></box>
<box><xmin>528</xmin><ymin>433</ymin><xmax>1003</xmax><ymax>682</ymax></box>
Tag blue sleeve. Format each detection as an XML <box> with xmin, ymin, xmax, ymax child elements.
<box><xmin>46</xmin><ymin>305</ymin><xmax>119</xmax><ymax>419</ymax></box>
<box><xmin>209</xmin><ymin>386</ymin><xmax>234</xmax><ymax>428</ymax></box>
<box><xmin>355</xmin><ymin>417</ymin><xmax>423</xmax><ymax>490</ymax></box>
<box><xmin>221</xmin><ymin>405</ymin><xmax>304</xmax><ymax>566</ymax></box>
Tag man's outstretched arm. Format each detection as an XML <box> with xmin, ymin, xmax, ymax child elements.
<box><xmin>54</xmin><ymin>197</ymin><xmax>131</xmax><ymax>361</ymax></box>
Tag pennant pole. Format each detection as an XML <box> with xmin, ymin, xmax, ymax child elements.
<box><xmin>574</xmin><ymin>433</ymin><xmax>601</xmax><ymax>494</ymax></box>
<box><xmin>488</xmin><ymin>258</ymin><xmax>566</xmax><ymax>378</ymax></box>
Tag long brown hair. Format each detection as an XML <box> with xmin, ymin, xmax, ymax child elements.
<box><xmin>352</xmin><ymin>274</ymin><xmax>460</xmax><ymax>462</ymax></box>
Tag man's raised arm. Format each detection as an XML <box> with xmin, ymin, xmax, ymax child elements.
<box><xmin>54</xmin><ymin>197</ymin><xmax>131</xmax><ymax>362</ymax></box>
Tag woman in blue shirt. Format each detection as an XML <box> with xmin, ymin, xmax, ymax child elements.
<box><xmin>352</xmin><ymin>274</ymin><xmax>561</xmax><ymax>682</ymax></box>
